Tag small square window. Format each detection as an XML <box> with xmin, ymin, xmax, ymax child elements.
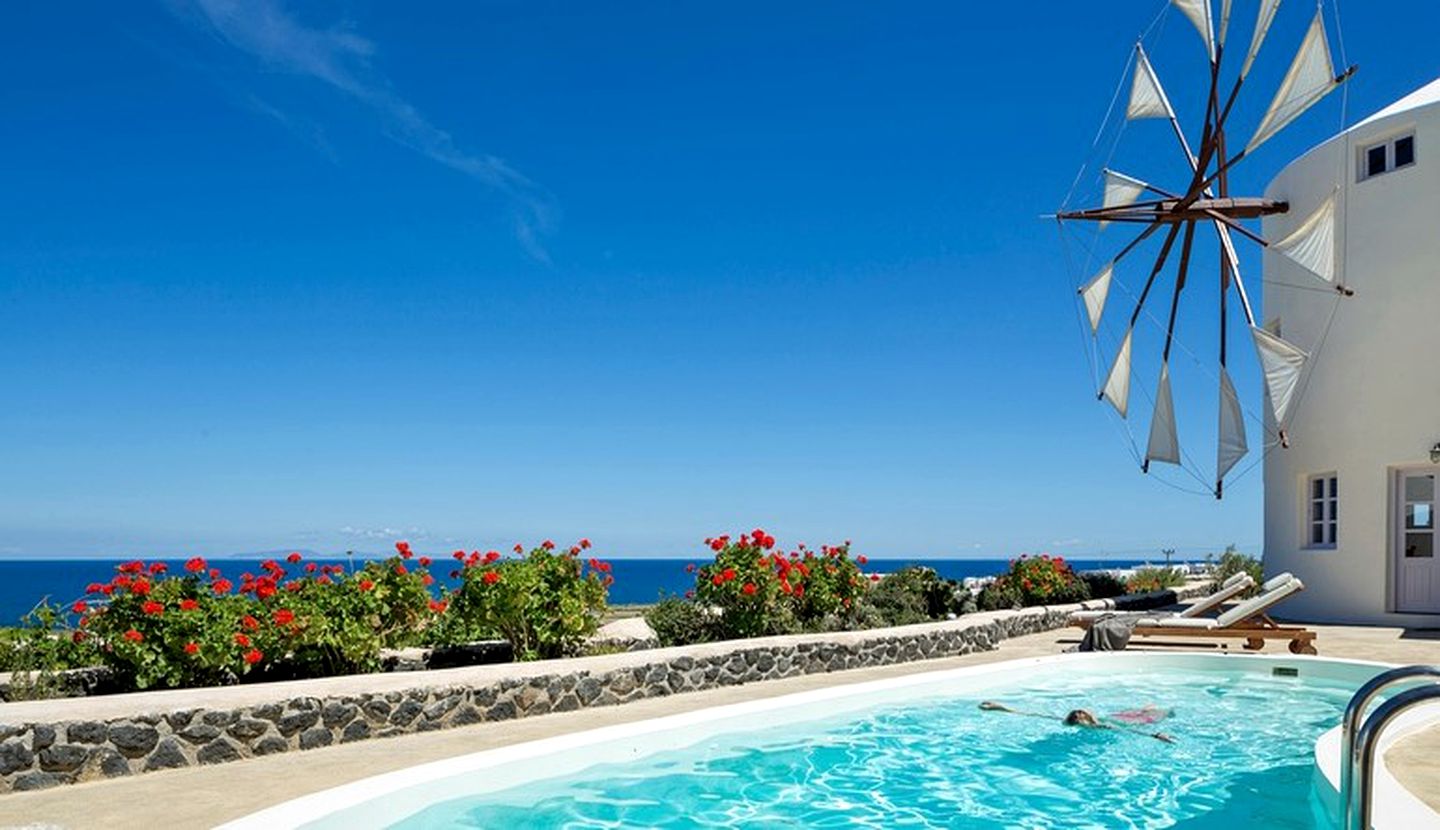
<box><xmin>1395</xmin><ymin>135</ymin><xmax>1415</xmax><ymax>168</ymax></box>
<box><xmin>1367</xmin><ymin>145</ymin><xmax>1388</xmax><ymax>177</ymax></box>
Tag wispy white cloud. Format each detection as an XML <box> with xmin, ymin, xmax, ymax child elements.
<box><xmin>338</xmin><ymin>525</ymin><xmax>429</xmax><ymax>541</ymax></box>
<box><xmin>171</xmin><ymin>0</ymin><xmax>556</xmax><ymax>261</ymax></box>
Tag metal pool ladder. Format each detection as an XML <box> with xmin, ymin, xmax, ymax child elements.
<box><xmin>1339</xmin><ymin>664</ymin><xmax>1440</xmax><ymax>830</ymax></box>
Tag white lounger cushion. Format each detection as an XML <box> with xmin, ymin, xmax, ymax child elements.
<box><xmin>1135</xmin><ymin>576</ymin><xmax>1306</xmax><ymax>630</ymax></box>
<box><xmin>1261</xmin><ymin>572</ymin><xmax>1295</xmax><ymax>592</ymax></box>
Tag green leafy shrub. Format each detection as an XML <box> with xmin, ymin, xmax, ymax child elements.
<box><xmin>1126</xmin><ymin>565</ymin><xmax>1188</xmax><ymax>593</ymax></box>
<box><xmin>644</xmin><ymin>595</ymin><xmax>718</xmax><ymax>647</ymax></box>
<box><xmin>1211</xmin><ymin>545</ymin><xmax>1264</xmax><ymax>598</ymax></box>
<box><xmin>858</xmin><ymin>566</ymin><xmax>971</xmax><ymax>626</ymax></box>
<box><xmin>1080</xmin><ymin>571</ymin><xmax>1130</xmax><ymax>600</ymax></box>
<box><xmin>0</xmin><ymin>602</ymin><xmax>102</xmax><ymax>699</ymax></box>
<box><xmin>441</xmin><ymin>540</ymin><xmax>610</xmax><ymax>660</ymax></box>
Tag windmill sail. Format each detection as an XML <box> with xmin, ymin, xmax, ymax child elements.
<box><xmin>1145</xmin><ymin>364</ymin><xmax>1181</xmax><ymax>466</ymax></box>
<box><xmin>1103</xmin><ymin>169</ymin><xmax>1149</xmax><ymax>209</ymax></box>
<box><xmin>1247</xmin><ymin>12</ymin><xmax>1345</xmax><ymax>152</ymax></box>
<box><xmin>1079</xmin><ymin>264</ymin><xmax>1114</xmax><ymax>333</ymax></box>
<box><xmin>1218</xmin><ymin>0</ymin><xmax>1232</xmax><ymax>48</ymax></box>
<box><xmin>1241</xmin><ymin>0</ymin><xmax>1282</xmax><ymax>79</ymax></box>
<box><xmin>1273</xmin><ymin>193</ymin><xmax>1338</xmax><ymax>282</ymax></box>
<box><xmin>1172</xmin><ymin>0</ymin><xmax>1215</xmax><ymax>61</ymax></box>
<box><xmin>1252</xmin><ymin>326</ymin><xmax>1309</xmax><ymax>425</ymax></box>
<box><xmin>1101</xmin><ymin>329</ymin><xmax>1133</xmax><ymax>418</ymax></box>
<box><xmin>1127</xmin><ymin>47</ymin><xmax>1174</xmax><ymax>121</ymax></box>
<box><xmin>1217</xmin><ymin>367</ymin><xmax>1248</xmax><ymax>480</ymax></box>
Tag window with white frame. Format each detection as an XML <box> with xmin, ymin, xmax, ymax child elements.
<box><xmin>1307</xmin><ymin>474</ymin><xmax>1338</xmax><ymax>547</ymax></box>
<box><xmin>1359</xmin><ymin>133</ymin><xmax>1416</xmax><ymax>181</ymax></box>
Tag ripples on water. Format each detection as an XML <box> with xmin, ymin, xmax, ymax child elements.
<box><xmin>397</xmin><ymin>669</ymin><xmax>1351</xmax><ymax>829</ymax></box>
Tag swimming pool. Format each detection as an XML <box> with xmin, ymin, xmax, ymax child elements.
<box><xmin>221</xmin><ymin>653</ymin><xmax>1434</xmax><ymax>829</ymax></box>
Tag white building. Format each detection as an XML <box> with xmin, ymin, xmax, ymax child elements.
<box><xmin>1263</xmin><ymin>78</ymin><xmax>1440</xmax><ymax>624</ymax></box>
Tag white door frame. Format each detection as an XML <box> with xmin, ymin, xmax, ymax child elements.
<box><xmin>1392</xmin><ymin>466</ymin><xmax>1440</xmax><ymax>614</ymax></box>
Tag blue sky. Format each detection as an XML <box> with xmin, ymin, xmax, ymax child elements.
<box><xmin>2</xmin><ymin>1</ymin><xmax>1436</xmax><ymax>560</ymax></box>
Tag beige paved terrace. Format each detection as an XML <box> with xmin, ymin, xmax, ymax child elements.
<box><xmin>2</xmin><ymin>622</ymin><xmax>1437</xmax><ymax>830</ymax></box>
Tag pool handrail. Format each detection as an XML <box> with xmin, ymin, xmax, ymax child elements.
<box><xmin>1340</xmin><ymin>664</ymin><xmax>1440</xmax><ymax>830</ymax></box>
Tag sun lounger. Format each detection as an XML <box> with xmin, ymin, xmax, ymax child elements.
<box><xmin>1068</xmin><ymin>571</ymin><xmax>1260</xmax><ymax>625</ymax></box>
<box><xmin>1128</xmin><ymin>575</ymin><xmax>1316</xmax><ymax>654</ymax></box>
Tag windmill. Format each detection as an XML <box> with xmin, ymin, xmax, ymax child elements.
<box><xmin>1056</xmin><ymin>0</ymin><xmax>1356</xmax><ymax>498</ymax></box>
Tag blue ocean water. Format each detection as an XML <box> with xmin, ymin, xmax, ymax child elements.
<box><xmin>0</xmin><ymin>557</ymin><xmax>1161</xmax><ymax>624</ymax></box>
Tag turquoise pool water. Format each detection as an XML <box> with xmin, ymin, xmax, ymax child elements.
<box><xmin>391</xmin><ymin>666</ymin><xmax>1357</xmax><ymax>829</ymax></box>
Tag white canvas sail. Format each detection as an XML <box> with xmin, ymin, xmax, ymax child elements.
<box><xmin>1273</xmin><ymin>193</ymin><xmax>1338</xmax><ymax>282</ymax></box>
<box><xmin>1127</xmin><ymin>48</ymin><xmax>1174</xmax><ymax>120</ymax></box>
<box><xmin>1241</xmin><ymin>0</ymin><xmax>1282</xmax><ymax>79</ymax></box>
<box><xmin>1172</xmin><ymin>0</ymin><xmax>1215</xmax><ymax>61</ymax></box>
<box><xmin>1103</xmin><ymin>169</ymin><xmax>1149</xmax><ymax>209</ymax></box>
<box><xmin>1101</xmin><ymin>329</ymin><xmax>1134</xmax><ymax>418</ymax></box>
<box><xmin>1247</xmin><ymin>12</ymin><xmax>1343</xmax><ymax>152</ymax></box>
<box><xmin>1252</xmin><ymin>326</ymin><xmax>1309</xmax><ymax>425</ymax></box>
<box><xmin>1079</xmin><ymin>264</ymin><xmax>1114</xmax><ymax>333</ymax></box>
<box><xmin>1145</xmin><ymin>364</ymin><xmax>1181</xmax><ymax>466</ymax></box>
<box><xmin>1217</xmin><ymin>367</ymin><xmax>1248</xmax><ymax>480</ymax></box>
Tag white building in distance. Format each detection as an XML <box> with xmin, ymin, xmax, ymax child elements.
<box><xmin>1264</xmin><ymin>77</ymin><xmax>1440</xmax><ymax>624</ymax></box>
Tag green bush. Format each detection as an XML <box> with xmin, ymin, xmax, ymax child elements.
<box><xmin>441</xmin><ymin>541</ymin><xmax>610</xmax><ymax>660</ymax></box>
<box><xmin>1211</xmin><ymin>546</ymin><xmax>1264</xmax><ymax>598</ymax></box>
<box><xmin>858</xmin><ymin>566</ymin><xmax>971</xmax><ymax>626</ymax></box>
<box><xmin>0</xmin><ymin>603</ymin><xmax>101</xmax><ymax>700</ymax></box>
<box><xmin>1126</xmin><ymin>565</ymin><xmax>1187</xmax><ymax>593</ymax></box>
<box><xmin>1080</xmin><ymin>571</ymin><xmax>1130</xmax><ymax>600</ymax></box>
<box><xmin>644</xmin><ymin>596</ymin><xmax>718</xmax><ymax>647</ymax></box>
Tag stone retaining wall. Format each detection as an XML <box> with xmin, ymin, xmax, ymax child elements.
<box><xmin>0</xmin><ymin>585</ymin><xmax>1206</xmax><ymax>794</ymax></box>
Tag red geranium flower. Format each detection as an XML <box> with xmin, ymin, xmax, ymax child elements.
<box><xmin>482</xmin><ymin>571</ymin><xmax>500</xmax><ymax>585</ymax></box>
<box><xmin>485</xmin><ymin>551</ymin><xmax>501</xmax><ymax>563</ymax></box>
<box><xmin>130</xmin><ymin>579</ymin><xmax>151</xmax><ymax>596</ymax></box>
<box><xmin>396</xmin><ymin>540</ymin><xmax>412</xmax><ymax>559</ymax></box>
<box><xmin>421</xmin><ymin>574</ymin><xmax>434</xmax><ymax>586</ymax></box>
<box><xmin>286</xmin><ymin>552</ymin><xmax>303</xmax><ymax>564</ymax></box>
<box><xmin>234</xmin><ymin>633</ymin><xmax>251</xmax><ymax>647</ymax></box>
<box><xmin>685</xmin><ymin>563</ymin><xmax>697</xmax><ymax>573</ymax></box>
<box><xmin>418</xmin><ymin>556</ymin><xmax>431</xmax><ymax>568</ymax></box>
<box><xmin>142</xmin><ymin>600</ymin><xmax>164</xmax><ymax>615</ymax></box>
<box><xmin>85</xmin><ymin>582</ymin><xmax>105</xmax><ymax>594</ymax></box>
<box><xmin>71</xmin><ymin>600</ymin><xmax>87</xmax><ymax>614</ymax></box>
<box><xmin>273</xmin><ymin>609</ymin><xmax>295</xmax><ymax>625</ymax></box>
<box><xmin>148</xmin><ymin>562</ymin><xmax>168</xmax><ymax>575</ymax></box>
<box><xmin>212</xmin><ymin>578</ymin><xmax>234</xmax><ymax>595</ymax></box>
<box><xmin>72</xmin><ymin>631</ymin><xmax>88</xmax><ymax>643</ymax></box>
<box><xmin>357</xmin><ymin>579</ymin><xmax>375</xmax><ymax>592</ymax></box>
<box><xmin>241</xmin><ymin>615</ymin><xmax>259</xmax><ymax>631</ymax></box>
<box><xmin>513</xmin><ymin>544</ymin><xmax>524</xmax><ymax>554</ymax></box>
<box><xmin>857</xmin><ymin>555</ymin><xmax>868</xmax><ymax>565</ymax></box>
<box><xmin>123</xmin><ymin>629</ymin><xmax>143</xmax><ymax>643</ymax></box>
<box><xmin>180</xmin><ymin>599</ymin><xmax>199</xmax><ymax>611</ymax></box>
<box><xmin>243</xmin><ymin>648</ymin><xmax>263</xmax><ymax>665</ymax></box>
<box><xmin>305</xmin><ymin>562</ymin><xmax>317</xmax><ymax>573</ymax></box>
<box><xmin>542</xmin><ymin>540</ymin><xmax>555</xmax><ymax>550</ymax></box>
<box><xmin>118</xmin><ymin>560</ymin><xmax>144</xmax><ymax>575</ymax></box>
<box><xmin>184</xmin><ymin>642</ymin><xmax>199</xmax><ymax>655</ymax></box>
<box><xmin>428</xmin><ymin>599</ymin><xmax>448</xmax><ymax>613</ymax></box>
<box><xmin>185</xmin><ymin>557</ymin><xmax>207</xmax><ymax>573</ymax></box>
<box><xmin>722</xmin><ymin>568</ymin><xmax>736</xmax><ymax>581</ymax></box>
<box><xmin>712</xmin><ymin>574</ymin><xmax>724</xmax><ymax>586</ymax></box>
<box><xmin>580</xmin><ymin>538</ymin><xmax>592</xmax><ymax>549</ymax></box>
<box><xmin>394</xmin><ymin>563</ymin><xmax>408</xmax><ymax>576</ymax></box>
<box><xmin>742</xmin><ymin>582</ymin><xmax>757</xmax><ymax>595</ymax></box>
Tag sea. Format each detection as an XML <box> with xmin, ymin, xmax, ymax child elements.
<box><xmin>0</xmin><ymin>557</ymin><xmax>1172</xmax><ymax>625</ymax></box>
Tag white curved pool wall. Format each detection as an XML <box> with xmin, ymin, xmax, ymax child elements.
<box><xmin>1262</xmin><ymin>75</ymin><xmax>1440</xmax><ymax>625</ymax></box>
<box><xmin>218</xmin><ymin>653</ymin><xmax>1438</xmax><ymax>830</ymax></box>
<box><xmin>1314</xmin><ymin>699</ymin><xmax>1440</xmax><ymax>830</ymax></box>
